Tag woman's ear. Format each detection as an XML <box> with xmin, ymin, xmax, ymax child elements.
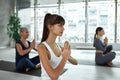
<box><xmin>48</xmin><ymin>24</ymin><xmax>53</xmax><ymax>31</ymax></box>
<box><xmin>97</xmin><ymin>31</ymin><xmax>100</xmax><ymax>35</ymax></box>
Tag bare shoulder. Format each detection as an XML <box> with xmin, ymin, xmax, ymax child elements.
<box><xmin>16</xmin><ymin>43</ymin><xmax>21</xmax><ymax>49</ymax></box>
<box><xmin>37</xmin><ymin>43</ymin><xmax>49</xmax><ymax>55</ymax></box>
<box><xmin>38</xmin><ymin>43</ymin><xmax>44</xmax><ymax>48</ymax></box>
<box><xmin>37</xmin><ymin>43</ymin><xmax>46</xmax><ymax>51</ymax></box>
<box><xmin>37</xmin><ymin>43</ymin><xmax>50</xmax><ymax>59</ymax></box>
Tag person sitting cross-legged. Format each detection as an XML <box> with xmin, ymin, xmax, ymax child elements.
<box><xmin>15</xmin><ymin>27</ymin><xmax>41</xmax><ymax>72</ymax></box>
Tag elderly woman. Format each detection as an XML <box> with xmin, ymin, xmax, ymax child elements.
<box><xmin>15</xmin><ymin>27</ymin><xmax>40</xmax><ymax>72</ymax></box>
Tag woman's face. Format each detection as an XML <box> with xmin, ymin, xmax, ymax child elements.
<box><xmin>50</xmin><ymin>23</ymin><xmax>64</xmax><ymax>36</ymax></box>
<box><xmin>98</xmin><ymin>29</ymin><xmax>105</xmax><ymax>37</ymax></box>
<box><xmin>21</xmin><ymin>29</ymin><xmax>29</xmax><ymax>39</ymax></box>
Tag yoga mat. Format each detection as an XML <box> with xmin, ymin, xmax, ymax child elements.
<box><xmin>0</xmin><ymin>60</ymin><xmax>68</xmax><ymax>76</ymax></box>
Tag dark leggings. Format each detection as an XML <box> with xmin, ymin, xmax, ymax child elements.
<box><xmin>16</xmin><ymin>56</ymin><xmax>40</xmax><ymax>71</ymax></box>
<box><xmin>95</xmin><ymin>52</ymin><xmax>116</xmax><ymax>65</ymax></box>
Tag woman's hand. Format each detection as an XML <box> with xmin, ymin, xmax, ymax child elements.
<box><xmin>61</xmin><ymin>41</ymin><xmax>71</xmax><ymax>60</ymax></box>
<box><xmin>30</xmin><ymin>39</ymin><xmax>35</xmax><ymax>49</ymax></box>
<box><xmin>104</xmin><ymin>37</ymin><xmax>108</xmax><ymax>45</ymax></box>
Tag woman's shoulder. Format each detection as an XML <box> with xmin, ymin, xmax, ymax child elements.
<box><xmin>16</xmin><ymin>39</ymin><xmax>21</xmax><ymax>44</ymax></box>
<box><xmin>37</xmin><ymin>42</ymin><xmax>46</xmax><ymax>50</ymax></box>
<box><xmin>94</xmin><ymin>38</ymin><xmax>101</xmax><ymax>46</ymax></box>
<box><xmin>94</xmin><ymin>37</ymin><xmax>99</xmax><ymax>40</ymax></box>
<box><xmin>37</xmin><ymin>43</ymin><xmax>50</xmax><ymax>57</ymax></box>
<box><xmin>94</xmin><ymin>38</ymin><xmax>100</xmax><ymax>42</ymax></box>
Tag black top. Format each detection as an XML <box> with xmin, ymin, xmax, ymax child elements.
<box><xmin>15</xmin><ymin>39</ymin><xmax>31</xmax><ymax>66</ymax></box>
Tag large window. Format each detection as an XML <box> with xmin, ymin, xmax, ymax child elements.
<box><xmin>60</xmin><ymin>3</ymin><xmax>85</xmax><ymax>43</ymax></box>
<box><xmin>87</xmin><ymin>1</ymin><xmax>115</xmax><ymax>43</ymax></box>
<box><xmin>18</xmin><ymin>5</ymin><xmax>58</xmax><ymax>42</ymax></box>
<box><xmin>18</xmin><ymin>8</ymin><xmax>34</xmax><ymax>41</ymax></box>
<box><xmin>35</xmin><ymin>6</ymin><xmax>58</xmax><ymax>42</ymax></box>
<box><xmin>117</xmin><ymin>1</ymin><xmax>120</xmax><ymax>43</ymax></box>
<box><xmin>18</xmin><ymin>0</ymin><xmax>119</xmax><ymax>46</ymax></box>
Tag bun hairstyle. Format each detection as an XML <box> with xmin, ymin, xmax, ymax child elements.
<box><xmin>41</xmin><ymin>13</ymin><xmax>65</xmax><ymax>42</ymax></box>
<box><xmin>93</xmin><ymin>27</ymin><xmax>103</xmax><ymax>47</ymax></box>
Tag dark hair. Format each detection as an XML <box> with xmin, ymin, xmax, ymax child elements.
<box><xmin>41</xmin><ymin>13</ymin><xmax>65</xmax><ymax>42</ymax></box>
<box><xmin>93</xmin><ymin>27</ymin><xmax>103</xmax><ymax>47</ymax></box>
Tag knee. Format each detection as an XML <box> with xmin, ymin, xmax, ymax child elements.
<box><xmin>112</xmin><ymin>52</ymin><xmax>116</xmax><ymax>56</ymax></box>
<box><xmin>21</xmin><ymin>58</ymin><xmax>28</xmax><ymax>61</ymax></box>
<box><xmin>111</xmin><ymin>52</ymin><xmax>116</xmax><ymax>59</ymax></box>
<box><xmin>21</xmin><ymin>58</ymin><xmax>30</xmax><ymax>63</ymax></box>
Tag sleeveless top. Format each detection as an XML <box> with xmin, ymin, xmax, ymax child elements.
<box><xmin>15</xmin><ymin>40</ymin><xmax>30</xmax><ymax>66</ymax></box>
<box><xmin>41</xmin><ymin>41</ymin><xmax>62</xmax><ymax>80</ymax></box>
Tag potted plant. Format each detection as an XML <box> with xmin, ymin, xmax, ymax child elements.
<box><xmin>7</xmin><ymin>13</ymin><xmax>21</xmax><ymax>47</ymax></box>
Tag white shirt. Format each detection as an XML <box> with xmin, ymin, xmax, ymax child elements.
<box><xmin>41</xmin><ymin>41</ymin><xmax>62</xmax><ymax>80</ymax></box>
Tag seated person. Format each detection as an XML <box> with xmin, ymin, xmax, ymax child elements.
<box><xmin>15</xmin><ymin>27</ymin><xmax>40</xmax><ymax>72</ymax></box>
<box><xmin>38</xmin><ymin>13</ymin><xmax>77</xmax><ymax>80</ymax></box>
<box><xmin>93</xmin><ymin>27</ymin><xmax>116</xmax><ymax>66</ymax></box>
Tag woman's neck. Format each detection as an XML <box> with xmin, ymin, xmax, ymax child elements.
<box><xmin>96</xmin><ymin>35</ymin><xmax>101</xmax><ymax>39</ymax></box>
<box><xmin>46</xmin><ymin>33</ymin><xmax>57</xmax><ymax>46</ymax></box>
<box><xmin>20</xmin><ymin>37</ymin><xmax>26</xmax><ymax>42</ymax></box>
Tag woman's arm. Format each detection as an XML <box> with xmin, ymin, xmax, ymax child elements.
<box><xmin>16</xmin><ymin>43</ymin><xmax>32</xmax><ymax>56</ymax></box>
<box><xmin>68</xmin><ymin>56</ymin><xmax>78</xmax><ymax>65</ymax></box>
<box><xmin>33</xmin><ymin>47</ymin><xmax>38</xmax><ymax>51</ymax></box>
<box><xmin>37</xmin><ymin>41</ymin><xmax>70</xmax><ymax>80</ymax></box>
<box><xmin>94</xmin><ymin>39</ymin><xmax>106</xmax><ymax>51</ymax></box>
<box><xmin>59</xmin><ymin>44</ymin><xmax>78</xmax><ymax>65</ymax></box>
<box><xmin>16</xmin><ymin>40</ymin><xmax>35</xmax><ymax>56</ymax></box>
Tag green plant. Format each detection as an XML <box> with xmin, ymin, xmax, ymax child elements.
<box><xmin>7</xmin><ymin>13</ymin><xmax>21</xmax><ymax>42</ymax></box>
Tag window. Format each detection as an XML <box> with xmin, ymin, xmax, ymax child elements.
<box><xmin>18</xmin><ymin>5</ymin><xmax>58</xmax><ymax>43</ymax></box>
<box><xmin>18</xmin><ymin>0</ymin><xmax>117</xmax><ymax>46</ymax></box>
<box><xmin>60</xmin><ymin>3</ymin><xmax>85</xmax><ymax>43</ymax></box>
<box><xmin>18</xmin><ymin>8</ymin><xmax>34</xmax><ymax>41</ymax></box>
<box><xmin>35</xmin><ymin>6</ymin><xmax>58</xmax><ymax>42</ymax></box>
<box><xmin>87</xmin><ymin>1</ymin><xmax>115</xmax><ymax>43</ymax></box>
<box><xmin>117</xmin><ymin>1</ymin><xmax>120</xmax><ymax>43</ymax></box>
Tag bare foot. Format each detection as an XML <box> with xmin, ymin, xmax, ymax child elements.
<box><xmin>26</xmin><ymin>68</ymin><xmax>31</xmax><ymax>72</ymax></box>
<box><xmin>36</xmin><ymin>63</ymin><xmax>41</xmax><ymax>69</ymax></box>
<box><xmin>106</xmin><ymin>62</ymin><xmax>113</xmax><ymax>67</ymax></box>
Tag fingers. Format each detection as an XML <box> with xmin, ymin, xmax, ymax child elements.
<box><xmin>64</xmin><ymin>41</ymin><xmax>70</xmax><ymax>50</ymax></box>
<box><xmin>104</xmin><ymin>37</ymin><xmax>108</xmax><ymax>42</ymax></box>
<box><xmin>30</xmin><ymin>39</ymin><xmax>36</xmax><ymax>49</ymax></box>
<box><xmin>32</xmin><ymin>39</ymin><xmax>35</xmax><ymax>43</ymax></box>
<box><xmin>61</xmin><ymin>41</ymin><xmax>71</xmax><ymax>60</ymax></box>
<box><xmin>63</xmin><ymin>41</ymin><xmax>71</xmax><ymax>56</ymax></box>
